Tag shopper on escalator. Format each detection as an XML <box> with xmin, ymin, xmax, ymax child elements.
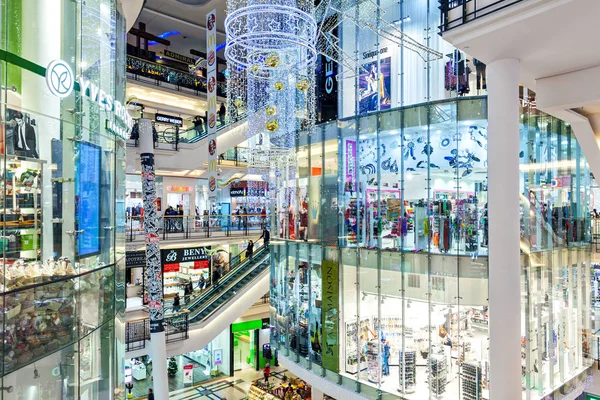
<box><xmin>198</xmin><ymin>273</ymin><xmax>206</xmax><ymax>293</ymax></box>
<box><xmin>259</xmin><ymin>228</ymin><xmax>270</xmax><ymax>247</ymax></box>
<box><xmin>246</xmin><ymin>240</ymin><xmax>254</xmax><ymax>259</ymax></box>
<box><xmin>172</xmin><ymin>293</ymin><xmax>181</xmax><ymax>313</ymax></box>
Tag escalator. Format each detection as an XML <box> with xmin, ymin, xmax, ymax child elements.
<box><xmin>185</xmin><ymin>245</ymin><xmax>270</xmax><ymax>324</ymax></box>
<box><xmin>125</xmin><ymin>245</ymin><xmax>270</xmax><ymax>357</ymax></box>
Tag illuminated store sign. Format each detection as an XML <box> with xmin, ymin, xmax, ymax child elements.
<box><xmin>167</xmin><ymin>185</ymin><xmax>192</xmax><ymax>192</ymax></box>
<box><xmin>164</xmin><ymin>49</ymin><xmax>196</xmax><ymax>65</ymax></box>
<box><xmin>45</xmin><ymin>60</ymin><xmax>134</xmax><ymax>134</ymax></box>
<box><xmin>155</xmin><ymin>113</ymin><xmax>183</xmax><ymax>126</ymax></box>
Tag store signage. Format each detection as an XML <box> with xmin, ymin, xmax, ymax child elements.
<box><xmin>317</xmin><ymin>14</ymin><xmax>338</xmax><ymax>122</ymax></box>
<box><xmin>126</xmin><ymin>250</ymin><xmax>146</xmax><ymax>268</ymax></box>
<box><xmin>362</xmin><ymin>47</ymin><xmax>388</xmax><ymax>59</ymax></box>
<box><xmin>163</xmin><ymin>263</ymin><xmax>180</xmax><ymax>273</ymax></box>
<box><xmin>230</xmin><ymin>188</ymin><xmax>246</xmax><ymax>197</ymax></box>
<box><xmin>345</xmin><ymin>140</ymin><xmax>356</xmax><ymax>185</ymax></box>
<box><xmin>161</xmin><ymin>247</ymin><xmax>210</xmax><ymax>265</ymax></box>
<box><xmin>551</xmin><ymin>176</ymin><xmax>571</xmax><ymax>188</ymax></box>
<box><xmin>45</xmin><ymin>60</ymin><xmax>134</xmax><ymax>133</ymax></box>
<box><xmin>105</xmin><ymin>119</ymin><xmax>129</xmax><ymax>140</ymax></box>
<box><xmin>155</xmin><ymin>113</ymin><xmax>183</xmax><ymax>126</ymax></box>
<box><xmin>183</xmin><ymin>364</ymin><xmax>194</xmax><ymax>384</ymax></box>
<box><xmin>164</xmin><ymin>50</ymin><xmax>196</xmax><ymax>65</ymax></box>
<box><xmin>166</xmin><ymin>185</ymin><xmax>193</xmax><ymax>192</ymax></box>
<box><xmin>321</xmin><ymin>259</ymin><xmax>339</xmax><ymax>372</ymax></box>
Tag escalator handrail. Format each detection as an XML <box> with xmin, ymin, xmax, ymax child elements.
<box><xmin>155</xmin><ymin>112</ymin><xmax>248</xmax><ymax>144</ymax></box>
<box><xmin>189</xmin><ymin>250</ymin><xmax>270</xmax><ymax>323</ymax></box>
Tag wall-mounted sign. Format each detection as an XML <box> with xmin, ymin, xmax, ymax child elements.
<box><xmin>124</xmin><ymin>367</ymin><xmax>132</xmax><ymax>384</ymax></box>
<box><xmin>126</xmin><ymin>250</ymin><xmax>146</xmax><ymax>268</ymax></box>
<box><xmin>551</xmin><ymin>176</ymin><xmax>571</xmax><ymax>188</ymax></box>
<box><xmin>155</xmin><ymin>113</ymin><xmax>183</xmax><ymax>126</ymax></box>
<box><xmin>362</xmin><ymin>47</ymin><xmax>388</xmax><ymax>59</ymax></box>
<box><xmin>163</xmin><ymin>50</ymin><xmax>196</xmax><ymax>65</ymax></box>
<box><xmin>230</xmin><ymin>188</ymin><xmax>246</xmax><ymax>197</ymax></box>
<box><xmin>46</xmin><ymin>60</ymin><xmax>134</xmax><ymax>134</ymax></box>
<box><xmin>161</xmin><ymin>246</ymin><xmax>210</xmax><ymax>265</ymax></box>
<box><xmin>166</xmin><ymin>185</ymin><xmax>193</xmax><ymax>192</ymax></box>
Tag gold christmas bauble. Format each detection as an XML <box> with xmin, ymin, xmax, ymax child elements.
<box><xmin>265</xmin><ymin>53</ymin><xmax>281</xmax><ymax>68</ymax></box>
<box><xmin>251</xmin><ymin>64</ymin><xmax>260</xmax><ymax>73</ymax></box>
<box><xmin>273</xmin><ymin>81</ymin><xmax>284</xmax><ymax>91</ymax></box>
<box><xmin>296</xmin><ymin>78</ymin><xmax>310</xmax><ymax>92</ymax></box>
<box><xmin>265</xmin><ymin>106</ymin><xmax>277</xmax><ymax>116</ymax></box>
<box><xmin>266</xmin><ymin>119</ymin><xmax>279</xmax><ymax>132</ymax></box>
<box><xmin>233</xmin><ymin>98</ymin><xmax>244</xmax><ymax>107</ymax></box>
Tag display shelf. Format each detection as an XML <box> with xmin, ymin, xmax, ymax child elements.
<box><xmin>398</xmin><ymin>350</ymin><xmax>416</xmax><ymax>394</ymax></box>
<box><xmin>430</xmin><ymin>354</ymin><xmax>447</xmax><ymax>397</ymax></box>
<box><xmin>366</xmin><ymin>339</ymin><xmax>383</xmax><ymax>383</ymax></box>
<box><xmin>461</xmin><ymin>361</ymin><xmax>482</xmax><ymax>400</ymax></box>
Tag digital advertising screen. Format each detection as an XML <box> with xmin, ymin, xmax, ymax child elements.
<box><xmin>76</xmin><ymin>141</ymin><xmax>101</xmax><ymax>257</ymax></box>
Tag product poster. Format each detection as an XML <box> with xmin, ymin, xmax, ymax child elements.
<box><xmin>321</xmin><ymin>259</ymin><xmax>339</xmax><ymax>372</ymax></box>
<box><xmin>183</xmin><ymin>364</ymin><xmax>193</xmax><ymax>385</ymax></box>
<box><xmin>387</xmin><ymin>198</ymin><xmax>402</xmax><ymax>220</ymax></box>
<box><xmin>76</xmin><ymin>141</ymin><xmax>101</xmax><ymax>256</ymax></box>
<box><xmin>359</xmin><ymin>57</ymin><xmax>391</xmax><ymax>114</ymax></box>
<box><xmin>5</xmin><ymin>108</ymin><xmax>40</xmax><ymax>159</ymax></box>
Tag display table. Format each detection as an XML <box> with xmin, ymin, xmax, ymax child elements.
<box><xmin>132</xmin><ymin>363</ymin><xmax>146</xmax><ymax>380</ymax></box>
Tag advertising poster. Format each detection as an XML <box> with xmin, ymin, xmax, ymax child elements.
<box><xmin>76</xmin><ymin>141</ymin><xmax>101</xmax><ymax>256</ymax></box>
<box><xmin>345</xmin><ymin>140</ymin><xmax>356</xmax><ymax>192</ymax></box>
<box><xmin>206</xmin><ymin>9</ymin><xmax>218</xmax><ymax>197</ymax></box>
<box><xmin>183</xmin><ymin>364</ymin><xmax>193</xmax><ymax>385</ymax></box>
<box><xmin>214</xmin><ymin>349</ymin><xmax>223</xmax><ymax>365</ymax></box>
<box><xmin>321</xmin><ymin>259</ymin><xmax>339</xmax><ymax>372</ymax></box>
<box><xmin>359</xmin><ymin>57</ymin><xmax>391</xmax><ymax>114</ymax></box>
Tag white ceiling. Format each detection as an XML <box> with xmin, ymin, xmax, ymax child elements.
<box><xmin>129</xmin><ymin>0</ymin><xmax>227</xmax><ymax>59</ymax></box>
<box><xmin>442</xmin><ymin>0</ymin><xmax>600</xmax><ymax>89</ymax></box>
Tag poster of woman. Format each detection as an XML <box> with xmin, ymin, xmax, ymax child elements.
<box><xmin>359</xmin><ymin>57</ymin><xmax>391</xmax><ymax>114</ymax></box>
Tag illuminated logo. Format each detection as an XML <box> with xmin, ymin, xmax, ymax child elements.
<box><xmin>209</xmin><ymin>114</ymin><xmax>216</xmax><ymax>128</ymax></box>
<box><xmin>165</xmin><ymin>250</ymin><xmax>177</xmax><ymax>262</ymax></box>
<box><xmin>208</xmin><ymin>51</ymin><xmax>216</xmax><ymax>67</ymax></box>
<box><xmin>209</xmin><ymin>176</ymin><xmax>217</xmax><ymax>192</ymax></box>
<box><xmin>207</xmin><ymin>13</ymin><xmax>216</xmax><ymax>31</ymax></box>
<box><xmin>208</xmin><ymin>76</ymin><xmax>216</xmax><ymax>93</ymax></box>
<box><xmin>46</xmin><ymin>60</ymin><xmax>74</xmax><ymax>97</ymax></box>
<box><xmin>208</xmin><ymin>139</ymin><xmax>217</xmax><ymax>156</ymax></box>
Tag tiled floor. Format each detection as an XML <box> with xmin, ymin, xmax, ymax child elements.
<box><xmin>147</xmin><ymin>366</ymin><xmax>289</xmax><ymax>400</ymax></box>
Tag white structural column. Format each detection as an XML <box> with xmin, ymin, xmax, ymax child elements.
<box><xmin>311</xmin><ymin>388</ymin><xmax>324</xmax><ymax>400</ymax></box>
<box><xmin>486</xmin><ymin>58</ymin><xmax>521</xmax><ymax>400</ymax></box>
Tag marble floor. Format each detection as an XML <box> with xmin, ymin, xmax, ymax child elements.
<box><xmin>136</xmin><ymin>365</ymin><xmax>288</xmax><ymax>399</ymax></box>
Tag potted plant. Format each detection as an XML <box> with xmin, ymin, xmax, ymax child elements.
<box><xmin>167</xmin><ymin>357</ymin><xmax>178</xmax><ymax>378</ymax></box>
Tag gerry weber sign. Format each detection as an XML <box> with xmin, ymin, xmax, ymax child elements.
<box><xmin>45</xmin><ymin>59</ymin><xmax>133</xmax><ymax>138</ymax></box>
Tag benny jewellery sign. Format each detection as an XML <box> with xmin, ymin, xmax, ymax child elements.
<box><xmin>45</xmin><ymin>59</ymin><xmax>133</xmax><ymax>138</ymax></box>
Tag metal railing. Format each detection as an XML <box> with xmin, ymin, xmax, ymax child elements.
<box><xmin>439</xmin><ymin>0</ymin><xmax>527</xmax><ymax>32</ymax></box>
<box><xmin>125</xmin><ymin>311</ymin><xmax>190</xmax><ymax>352</ymax></box>
<box><xmin>127</xmin><ymin>113</ymin><xmax>248</xmax><ymax>150</ymax></box>
<box><xmin>125</xmin><ymin>213</ymin><xmax>269</xmax><ymax>243</ymax></box>
<box><xmin>126</xmin><ymin>55</ymin><xmax>227</xmax><ymax>97</ymax></box>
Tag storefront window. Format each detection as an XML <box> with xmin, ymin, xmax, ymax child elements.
<box><xmin>0</xmin><ymin>0</ymin><xmax>126</xmax><ymax>395</ymax></box>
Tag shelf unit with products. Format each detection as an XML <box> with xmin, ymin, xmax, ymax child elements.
<box><xmin>398</xmin><ymin>350</ymin><xmax>416</xmax><ymax>394</ymax></box>
<box><xmin>430</xmin><ymin>354</ymin><xmax>447</xmax><ymax>397</ymax></box>
<box><xmin>461</xmin><ymin>361</ymin><xmax>482</xmax><ymax>400</ymax></box>
<box><xmin>1</xmin><ymin>159</ymin><xmax>43</xmax><ymax>261</ymax></box>
<box><xmin>164</xmin><ymin>271</ymin><xmax>180</xmax><ymax>298</ymax></box>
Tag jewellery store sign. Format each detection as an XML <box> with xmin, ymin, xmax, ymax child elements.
<box><xmin>45</xmin><ymin>60</ymin><xmax>134</xmax><ymax>139</ymax></box>
<box><xmin>161</xmin><ymin>246</ymin><xmax>211</xmax><ymax>272</ymax></box>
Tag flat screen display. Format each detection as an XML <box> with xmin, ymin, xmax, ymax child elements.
<box><xmin>77</xmin><ymin>141</ymin><xmax>101</xmax><ymax>257</ymax></box>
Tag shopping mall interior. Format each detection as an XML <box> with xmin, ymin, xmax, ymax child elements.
<box><xmin>2</xmin><ymin>0</ymin><xmax>600</xmax><ymax>399</ymax></box>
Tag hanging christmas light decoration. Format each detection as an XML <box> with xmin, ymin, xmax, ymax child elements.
<box><xmin>226</xmin><ymin>0</ymin><xmax>318</xmax><ymax>228</ymax></box>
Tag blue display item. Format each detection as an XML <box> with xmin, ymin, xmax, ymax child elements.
<box><xmin>221</xmin><ymin>203</ymin><xmax>231</xmax><ymax>228</ymax></box>
<box><xmin>76</xmin><ymin>141</ymin><xmax>102</xmax><ymax>257</ymax></box>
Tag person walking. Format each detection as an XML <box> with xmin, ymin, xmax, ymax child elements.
<box><xmin>147</xmin><ymin>388</ymin><xmax>154</xmax><ymax>400</ymax></box>
<box><xmin>172</xmin><ymin>293</ymin><xmax>181</xmax><ymax>313</ymax></box>
<box><xmin>263</xmin><ymin>363</ymin><xmax>271</xmax><ymax>383</ymax></box>
<box><xmin>259</xmin><ymin>228</ymin><xmax>270</xmax><ymax>247</ymax></box>
<box><xmin>186</xmin><ymin>280</ymin><xmax>194</xmax><ymax>301</ymax></box>
<box><xmin>246</xmin><ymin>240</ymin><xmax>254</xmax><ymax>259</ymax></box>
<box><xmin>183</xmin><ymin>281</ymin><xmax>191</xmax><ymax>305</ymax></box>
<box><xmin>219</xmin><ymin>103</ymin><xmax>226</xmax><ymax>126</ymax></box>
